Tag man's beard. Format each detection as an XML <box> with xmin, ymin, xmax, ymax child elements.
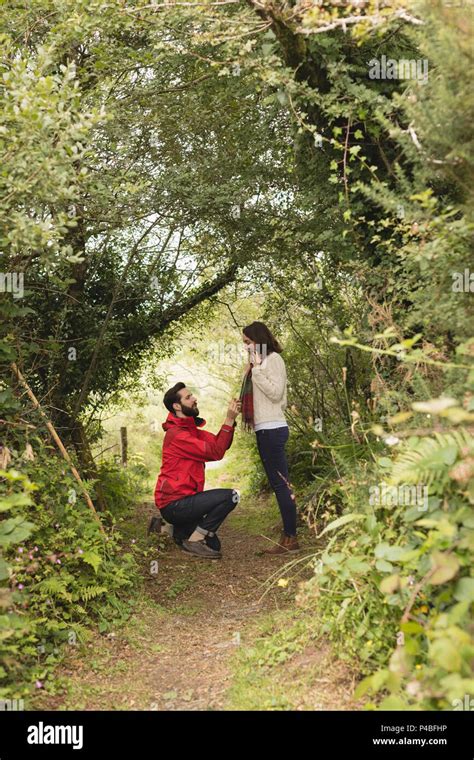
<box><xmin>180</xmin><ymin>403</ymin><xmax>199</xmax><ymax>418</ymax></box>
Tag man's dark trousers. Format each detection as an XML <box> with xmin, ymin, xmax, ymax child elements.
<box><xmin>160</xmin><ymin>488</ymin><xmax>239</xmax><ymax>545</ymax></box>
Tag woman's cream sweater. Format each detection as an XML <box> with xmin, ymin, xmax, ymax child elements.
<box><xmin>251</xmin><ymin>351</ymin><xmax>288</xmax><ymax>426</ymax></box>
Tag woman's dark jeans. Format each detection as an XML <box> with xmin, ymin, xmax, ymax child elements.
<box><xmin>256</xmin><ymin>426</ymin><xmax>297</xmax><ymax>537</ymax></box>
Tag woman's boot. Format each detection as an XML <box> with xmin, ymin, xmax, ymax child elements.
<box><xmin>263</xmin><ymin>532</ymin><xmax>300</xmax><ymax>554</ymax></box>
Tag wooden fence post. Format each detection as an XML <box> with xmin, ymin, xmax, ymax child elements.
<box><xmin>120</xmin><ymin>426</ymin><xmax>128</xmax><ymax>467</ymax></box>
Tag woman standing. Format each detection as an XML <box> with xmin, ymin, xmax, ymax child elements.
<box><xmin>240</xmin><ymin>321</ymin><xmax>299</xmax><ymax>554</ymax></box>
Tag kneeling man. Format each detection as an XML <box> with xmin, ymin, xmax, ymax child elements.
<box><xmin>154</xmin><ymin>382</ymin><xmax>241</xmax><ymax>559</ymax></box>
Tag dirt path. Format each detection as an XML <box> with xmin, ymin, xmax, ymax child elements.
<box><xmin>36</xmin><ymin>500</ymin><xmax>359</xmax><ymax>711</ymax></box>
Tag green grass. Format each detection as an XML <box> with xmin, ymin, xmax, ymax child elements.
<box><xmin>225</xmin><ymin>608</ymin><xmax>318</xmax><ymax>710</ymax></box>
<box><xmin>165</xmin><ymin>576</ymin><xmax>194</xmax><ymax>599</ymax></box>
<box><xmin>205</xmin><ymin>437</ymin><xmax>258</xmax><ymax>493</ymax></box>
<box><xmin>32</xmin><ymin>596</ymin><xmax>169</xmax><ymax>710</ymax></box>
<box><xmin>230</xmin><ymin>494</ymin><xmax>280</xmax><ymax>536</ymax></box>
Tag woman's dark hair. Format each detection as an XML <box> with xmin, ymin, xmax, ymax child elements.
<box><xmin>242</xmin><ymin>321</ymin><xmax>283</xmax><ymax>355</ymax></box>
<box><xmin>163</xmin><ymin>382</ymin><xmax>186</xmax><ymax>414</ymax></box>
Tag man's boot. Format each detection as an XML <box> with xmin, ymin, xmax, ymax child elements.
<box><xmin>147</xmin><ymin>515</ymin><xmax>163</xmax><ymax>535</ymax></box>
<box><xmin>204</xmin><ymin>531</ymin><xmax>221</xmax><ymax>552</ymax></box>
<box><xmin>182</xmin><ymin>538</ymin><xmax>221</xmax><ymax>559</ymax></box>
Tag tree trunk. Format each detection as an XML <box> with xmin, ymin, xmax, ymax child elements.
<box><xmin>70</xmin><ymin>417</ymin><xmax>107</xmax><ymax>512</ymax></box>
<box><xmin>53</xmin><ymin>406</ymin><xmax>108</xmax><ymax>512</ymax></box>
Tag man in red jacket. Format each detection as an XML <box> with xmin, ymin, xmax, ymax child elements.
<box><xmin>154</xmin><ymin>382</ymin><xmax>241</xmax><ymax>559</ymax></box>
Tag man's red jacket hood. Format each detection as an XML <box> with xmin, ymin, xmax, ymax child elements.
<box><xmin>154</xmin><ymin>412</ymin><xmax>235</xmax><ymax>509</ymax></box>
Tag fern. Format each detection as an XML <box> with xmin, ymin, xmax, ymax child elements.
<box><xmin>36</xmin><ymin>578</ymin><xmax>72</xmax><ymax>602</ymax></box>
<box><xmin>66</xmin><ymin>622</ymin><xmax>92</xmax><ymax>643</ymax></box>
<box><xmin>76</xmin><ymin>585</ymin><xmax>107</xmax><ymax>602</ymax></box>
<box><xmin>390</xmin><ymin>430</ymin><xmax>474</xmax><ymax>487</ymax></box>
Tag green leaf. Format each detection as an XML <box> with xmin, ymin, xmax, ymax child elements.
<box><xmin>429</xmin><ymin>638</ymin><xmax>461</xmax><ymax>671</ymax></box>
<box><xmin>80</xmin><ymin>550</ymin><xmax>102</xmax><ymax>573</ymax></box>
<box><xmin>346</xmin><ymin>557</ymin><xmax>371</xmax><ymax>573</ymax></box>
<box><xmin>0</xmin><ymin>492</ymin><xmax>32</xmax><ymax>512</ymax></box>
<box><xmin>429</xmin><ymin>552</ymin><xmax>459</xmax><ymax>585</ymax></box>
<box><xmin>453</xmin><ymin>577</ymin><xmax>474</xmax><ymax>602</ymax></box>
<box><xmin>400</xmin><ymin>621</ymin><xmax>424</xmax><ymax>634</ymax></box>
<box><xmin>379</xmin><ymin>695</ymin><xmax>407</xmax><ymax>710</ymax></box>
<box><xmin>374</xmin><ymin>543</ymin><xmax>408</xmax><ymax>562</ymax></box>
<box><xmin>380</xmin><ymin>574</ymin><xmax>400</xmax><ymax>594</ymax></box>
<box><xmin>0</xmin><ymin>556</ymin><xmax>9</xmax><ymax>581</ymax></box>
<box><xmin>0</xmin><ymin>516</ymin><xmax>36</xmax><ymax>547</ymax></box>
<box><xmin>317</xmin><ymin>513</ymin><xmax>364</xmax><ymax>538</ymax></box>
<box><xmin>354</xmin><ymin>672</ymin><xmax>385</xmax><ymax>699</ymax></box>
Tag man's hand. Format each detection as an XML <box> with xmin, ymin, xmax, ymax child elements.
<box><xmin>224</xmin><ymin>398</ymin><xmax>241</xmax><ymax>427</ymax></box>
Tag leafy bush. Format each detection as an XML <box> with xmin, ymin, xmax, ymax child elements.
<box><xmin>0</xmin><ymin>441</ymin><xmax>143</xmax><ymax>701</ymax></box>
<box><xmin>297</xmin><ymin>345</ymin><xmax>474</xmax><ymax>709</ymax></box>
<box><xmin>96</xmin><ymin>456</ymin><xmax>150</xmax><ymax>517</ymax></box>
